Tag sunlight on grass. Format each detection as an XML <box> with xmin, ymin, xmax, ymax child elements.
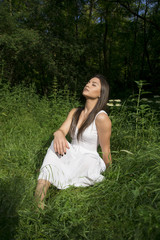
<box><xmin>0</xmin><ymin>84</ymin><xmax>160</xmax><ymax>240</ymax></box>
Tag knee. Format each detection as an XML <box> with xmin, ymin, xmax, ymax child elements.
<box><xmin>38</xmin><ymin>179</ymin><xmax>46</xmax><ymax>186</ymax></box>
<box><xmin>38</xmin><ymin>179</ymin><xmax>51</xmax><ymax>188</ymax></box>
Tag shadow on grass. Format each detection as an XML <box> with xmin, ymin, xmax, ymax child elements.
<box><xmin>0</xmin><ymin>176</ymin><xmax>25</xmax><ymax>240</ymax></box>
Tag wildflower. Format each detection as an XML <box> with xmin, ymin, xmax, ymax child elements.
<box><xmin>147</xmin><ymin>100</ymin><xmax>153</xmax><ymax>103</ymax></box>
<box><xmin>114</xmin><ymin>99</ymin><xmax>121</xmax><ymax>102</ymax></box>
<box><xmin>109</xmin><ymin>99</ymin><xmax>114</xmax><ymax>102</ymax></box>
<box><xmin>153</xmin><ymin>95</ymin><xmax>160</xmax><ymax>98</ymax></box>
<box><xmin>155</xmin><ymin>100</ymin><xmax>160</xmax><ymax>104</ymax></box>
<box><xmin>115</xmin><ymin>104</ymin><xmax>121</xmax><ymax>107</ymax></box>
<box><xmin>107</xmin><ymin>103</ymin><xmax>114</xmax><ymax>106</ymax></box>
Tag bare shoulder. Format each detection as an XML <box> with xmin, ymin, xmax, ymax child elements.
<box><xmin>70</xmin><ymin>107</ymin><xmax>77</xmax><ymax>113</ymax></box>
<box><xmin>95</xmin><ymin>112</ymin><xmax>112</xmax><ymax>130</ymax></box>
<box><xmin>67</xmin><ymin>108</ymin><xmax>78</xmax><ymax>117</ymax></box>
<box><xmin>96</xmin><ymin>112</ymin><xmax>111</xmax><ymax>125</ymax></box>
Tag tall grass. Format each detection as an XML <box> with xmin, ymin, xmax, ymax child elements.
<box><xmin>0</xmin><ymin>83</ymin><xmax>160</xmax><ymax>240</ymax></box>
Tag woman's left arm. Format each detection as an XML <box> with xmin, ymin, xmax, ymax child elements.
<box><xmin>96</xmin><ymin>113</ymin><xmax>112</xmax><ymax>168</ymax></box>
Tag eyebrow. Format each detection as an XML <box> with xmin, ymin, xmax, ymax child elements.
<box><xmin>90</xmin><ymin>81</ymin><xmax>99</xmax><ymax>85</ymax></box>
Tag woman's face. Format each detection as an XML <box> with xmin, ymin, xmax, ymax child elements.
<box><xmin>82</xmin><ymin>77</ymin><xmax>101</xmax><ymax>99</ymax></box>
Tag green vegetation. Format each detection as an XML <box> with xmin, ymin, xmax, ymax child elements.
<box><xmin>0</xmin><ymin>0</ymin><xmax>159</xmax><ymax>239</ymax></box>
<box><xmin>0</xmin><ymin>83</ymin><xmax>160</xmax><ymax>240</ymax></box>
<box><xmin>0</xmin><ymin>0</ymin><xmax>160</xmax><ymax>97</ymax></box>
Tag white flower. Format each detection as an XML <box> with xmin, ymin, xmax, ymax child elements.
<box><xmin>109</xmin><ymin>99</ymin><xmax>114</xmax><ymax>102</ymax></box>
<box><xmin>155</xmin><ymin>100</ymin><xmax>160</xmax><ymax>104</ymax></box>
<box><xmin>114</xmin><ymin>99</ymin><xmax>121</xmax><ymax>102</ymax></box>
<box><xmin>141</xmin><ymin>98</ymin><xmax>148</xmax><ymax>101</ymax></box>
<box><xmin>115</xmin><ymin>104</ymin><xmax>121</xmax><ymax>107</ymax></box>
<box><xmin>153</xmin><ymin>95</ymin><xmax>160</xmax><ymax>98</ymax></box>
<box><xmin>147</xmin><ymin>100</ymin><xmax>153</xmax><ymax>103</ymax></box>
<box><xmin>107</xmin><ymin>103</ymin><xmax>114</xmax><ymax>106</ymax></box>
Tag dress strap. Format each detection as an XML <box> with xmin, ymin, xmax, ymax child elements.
<box><xmin>95</xmin><ymin>110</ymin><xmax>108</xmax><ymax>120</ymax></box>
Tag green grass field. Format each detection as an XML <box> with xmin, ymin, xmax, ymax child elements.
<box><xmin>0</xmin><ymin>84</ymin><xmax>160</xmax><ymax>240</ymax></box>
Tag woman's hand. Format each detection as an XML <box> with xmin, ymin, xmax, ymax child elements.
<box><xmin>52</xmin><ymin>108</ymin><xmax>77</xmax><ymax>156</ymax></box>
<box><xmin>53</xmin><ymin>130</ymin><xmax>70</xmax><ymax>156</ymax></box>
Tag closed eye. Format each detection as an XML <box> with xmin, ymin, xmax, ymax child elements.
<box><xmin>86</xmin><ymin>81</ymin><xmax>98</xmax><ymax>86</ymax></box>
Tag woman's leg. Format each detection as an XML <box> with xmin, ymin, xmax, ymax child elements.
<box><xmin>35</xmin><ymin>179</ymin><xmax>51</xmax><ymax>209</ymax></box>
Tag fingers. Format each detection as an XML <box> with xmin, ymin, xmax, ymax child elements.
<box><xmin>59</xmin><ymin>142</ymin><xmax>65</xmax><ymax>155</ymax></box>
<box><xmin>53</xmin><ymin>139</ymin><xmax>70</xmax><ymax>156</ymax></box>
<box><xmin>66</xmin><ymin>142</ymin><xmax>70</xmax><ymax>149</ymax></box>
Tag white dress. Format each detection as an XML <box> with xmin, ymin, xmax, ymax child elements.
<box><xmin>38</xmin><ymin>110</ymin><xmax>107</xmax><ymax>189</ymax></box>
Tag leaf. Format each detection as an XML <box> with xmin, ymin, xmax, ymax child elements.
<box><xmin>120</xmin><ymin>149</ymin><xmax>134</xmax><ymax>155</ymax></box>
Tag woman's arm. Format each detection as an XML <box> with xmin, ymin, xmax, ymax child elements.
<box><xmin>53</xmin><ymin>108</ymin><xmax>77</xmax><ymax>155</ymax></box>
<box><xmin>95</xmin><ymin>113</ymin><xmax>112</xmax><ymax>168</ymax></box>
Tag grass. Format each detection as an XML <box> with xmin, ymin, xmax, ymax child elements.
<box><xmin>0</xmin><ymin>83</ymin><xmax>160</xmax><ymax>240</ymax></box>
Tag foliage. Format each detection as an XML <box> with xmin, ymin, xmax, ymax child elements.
<box><xmin>0</xmin><ymin>0</ymin><xmax>160</xmax><ymax>97</ymax></box>
<box><xmin>0</xmin><ymin>83</ymin><xmax>160</xmax><ymax>240</ymax></box>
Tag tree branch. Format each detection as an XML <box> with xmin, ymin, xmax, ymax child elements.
<box><xmin>117</xmin><ymin>0</ymin><xmax>160</xmax><ymax>32</ymax></box>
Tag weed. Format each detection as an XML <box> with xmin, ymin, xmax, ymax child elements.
<box><xmin>0</xmin><ymin>83</ymin><xmax>160</xmax><ymax>240</ymax></box>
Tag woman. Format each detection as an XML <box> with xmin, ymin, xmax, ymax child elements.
<box><xmin>35</xmin><ymin>74</ymin><xmax>112</xmax><ymax>209</ymax></box>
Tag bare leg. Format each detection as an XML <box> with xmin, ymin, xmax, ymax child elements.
<box><xmin>35</xmin><ymin>179</ymin><xmax>51</xmax><ymax>209</ymax></box>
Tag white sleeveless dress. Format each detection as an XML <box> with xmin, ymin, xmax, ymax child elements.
<box><xmin>38</xmin><ymin>110</ymin><xmax>107</xmax><ymax>189</ymax></box>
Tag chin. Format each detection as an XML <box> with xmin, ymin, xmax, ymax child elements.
<box><xmin>82</xmin><ymin>92</ymin><xmax>89</xmax><ymax>97</ymax></box>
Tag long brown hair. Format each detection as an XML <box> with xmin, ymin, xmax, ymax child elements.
<box><xmin>69</xmin><ymin>74</ymin><xmax>109</xmax><ymax>140</ymax></box>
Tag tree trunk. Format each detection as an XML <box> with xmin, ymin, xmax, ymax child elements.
<box><xmin>75</xmin><ymin>0</ymin><xmax>79</xmax><ymax>40</ymax></box>
<box><xmin>129</xmin><ymin>0</ymin><xmax>140</xmax><ymax>90</ymax></box>
<box><xmin>103</xmin><ymin>17</ymin><xmax>108</xmax><ymax>76</ymax></box>
<box><xmin>143</xmin><ymin>0</ymin><xmax>153</xmax><ymax>76</ymax></box>
<box><xmin>89</xmin><ymin>0</ymin><xmax>93</xmax><ymax>21</ymax></box>
<box><xmin>8</xmin><ymin>0</ymin><xmax>13</xmax><ymax>16</ymax></box>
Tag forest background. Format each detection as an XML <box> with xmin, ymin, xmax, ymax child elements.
<box><xmin>0</xmin><ymin>0</ymin><xmax>160</xmax><ymax>240</ymax></box>
<box><xmin>0</xmin><ymin>0</ymin><xmax>160</xmax><ymax>97</ymax></box>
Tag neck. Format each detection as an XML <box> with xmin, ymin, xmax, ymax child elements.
<box><xmin>83</xmin><ymin>98</ymin><xmax>98</xmax><ymax>114</ymax></box>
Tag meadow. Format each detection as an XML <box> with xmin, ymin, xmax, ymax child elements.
<box><xmin>0</xmin><ymin>83</ymin><xmax>160</xmax><ymax>240</ymax></box>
